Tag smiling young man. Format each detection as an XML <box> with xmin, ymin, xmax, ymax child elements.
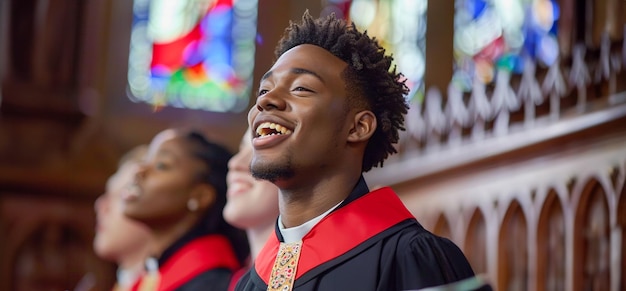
<box><xmin>234</xmin><ymin>12</ymin><xmax>483</xmax><ymax>291</ymax></box>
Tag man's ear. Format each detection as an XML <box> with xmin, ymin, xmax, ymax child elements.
<box><xmin>348</xmin><ymin>110</ymin><xmax>376</xmax><ymax>143</ymax></box>
<box><xmin>191</xmin><ymin>184</ymin><xmax>216</xmax><ymax>211</ymax></box>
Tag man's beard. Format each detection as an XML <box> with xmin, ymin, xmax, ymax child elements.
<box><xmin>250</xmin><ymin>158</ymin><xmax>295</xmax><ymax>183</ymax></box>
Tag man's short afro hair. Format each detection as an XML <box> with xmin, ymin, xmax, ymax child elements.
<box><xmin>274</xmin><ymin>11</ymin><xmax>409</xmax><ymax>172</ymax></box>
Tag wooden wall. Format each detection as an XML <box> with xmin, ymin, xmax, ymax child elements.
<box><xmin>365</xmin><ymin>0</ymin><xmax>626</xmax><ymax>289</ymax></box>
<box><xmin>381</xmin><ymin>130</ymin><xmax>626</xmax><ymax>290</ymax></box>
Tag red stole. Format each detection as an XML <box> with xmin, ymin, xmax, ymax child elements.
<box><xmin>254</xmin><ymin>187</ymin><xmax>414</xmax><ymax>284</ymax></box>
<box><xmin>227</xmin><ymin>266</ymin><xmax>248</xmax><ymax>291</ymax></box>
<box><xmin>134</xmin><ymin>234</ymin><xmax>240</xmax><ymax>291</ymax></box>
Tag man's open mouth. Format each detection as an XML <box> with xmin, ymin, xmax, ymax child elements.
<box><xmin>255</xmin><ymin>122</ymin><xmax>293</xmax><ymax>137</ymax></box>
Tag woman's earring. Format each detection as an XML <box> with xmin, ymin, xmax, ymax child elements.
<box><xmin>187</xmin><ymin>199</ymin><xmax>199</xmax><ymax>212</ymax></box>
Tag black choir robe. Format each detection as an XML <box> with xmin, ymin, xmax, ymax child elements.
<box><xmin>234</xmin><ymin>177</ymin><xmax>479</xmax><ymax>291</ymax></box>
<box><xmin>132</xmin><ymin>232</ymin><xmax>240</xmax><ymax>291</ymax></box>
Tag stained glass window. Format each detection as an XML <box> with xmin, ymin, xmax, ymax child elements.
<box><xmin>321</xmin><ymin>0</ymin><xmax>428</xmax><ymax>100</ymax></box>
<box><xmin>453</xmin><ymin>0</ymin><xmax>560</xmax><ymax>91</ymax></box>
<box><xmin>127</xmin><ymin>0</ymin><xmax>258</xmax><ymax>112</ymax></box>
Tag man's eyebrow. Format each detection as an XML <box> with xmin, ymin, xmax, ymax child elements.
<box><xmin>291</xmin><ymin>68</ymin><xmax>324</xmax><ymax>83</ymax></box>
<box><xmin>260</xmin><ymin>68</ymin><xmax>324</xmax><ymax>83</ymax></box>
<box><xmin>261</xmin><ymin>70</ymin><xmax>273</xmax><ymax>81</ymax></box>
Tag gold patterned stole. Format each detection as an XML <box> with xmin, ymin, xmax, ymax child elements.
<box><xmin>267</xmin><ymin>241</ymin><xmax>303</xmax><ymax>291</ymax></box>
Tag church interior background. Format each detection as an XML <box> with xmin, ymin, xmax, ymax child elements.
<box><xmin>0</xmin><ymin>0</ymin><xmax>624</xmax><ymax>290</ymax></box>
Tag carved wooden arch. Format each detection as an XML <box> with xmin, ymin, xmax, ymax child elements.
<box><xmin>460</xmin><ymin>195</ymin><xmax>496</xmax><ymax>228</ymax></box>
<box><xmin>464</xmin><ymin>207</ymin><xmax>488</xmax><ymax>275</ymax></box>
<box><xmin>572</xmin><ymin>178</ymin><xmax>611</xmax><ymax>291</ymax></box>
<box><xmin>498</xmin><ymin>199</ymin><xmax>529</xmax><ymax>291</ymax></box>
<box><xmin>527</xmin><ymin>181</ymin><xmax>569</xmax><ymax>290</ymax></box>
<box><xmin>617</xmin><ymin>170</ymin><xmax>626</xmax><ymax>291</ymax></box>
<box><xmin>536</xmin><ymin>189</ymin><xmax>566</xmax><ymax>291</ymax></box>
<box><xmin>569</xmin><ymin>171</ymin><xmax>616</xmax><ymax>228</ymax></box>
<box><xmin>433</xmin><ymin>212</ymin><xmax>452</xmax><ymax>241</ymax></box>
<box><xmin>429</xmin><ymin>198</ymin><xmax>472</xmax><ymax>244</ymax></box>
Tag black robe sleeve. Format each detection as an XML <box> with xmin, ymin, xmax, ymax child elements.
<box><xmin>375</xmin><ymin>223</ymin><xmax>494</xmax><ymax>291</ymax></box>
<box><xmin>174</xmin><ymin>268</ymin><xmax>232</xmax><ymax>291</ymax></box>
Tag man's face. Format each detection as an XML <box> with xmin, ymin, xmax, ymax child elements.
<box><xmin>248</xmin><ymin>44</ymin><xmax>352</xmax><ymax>187</ymax></box>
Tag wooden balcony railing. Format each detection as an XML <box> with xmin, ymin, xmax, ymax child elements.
<box><xmin>368</xmin><ymin>33</ymin><xmax>626</xmax><ymax>187</ymax></box>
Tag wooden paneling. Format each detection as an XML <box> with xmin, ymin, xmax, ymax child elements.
<box><xmin>0</xmin><ymin>194</ymin><xmax>114</xmax><ymax>291</ymax></box>
<box><xmin>386</xmin><ymin>136</ymin><xmax>626</xmax><ymax>290</ymax></box>
<box><xmin>611</xmin><ymin>185</ymin><xmax>626</xmax><ymax>290</ymax></box>
<box><xmin>367</xmin><ymin>1</ymin><xmax>626</xmax><ymax>289</ymax></box>
<box><xmin>536</xmin><ymin>191</ymin><xmax>565</xmax><ymax>291</ymax></box>
<box><xmin>574</xmin><ymin>181</ymin><xmax>612</xmax><ymax>291</ymax></box>
<box><xmin>466</xmin><ymin>209</ymin><xmax>488</xmax><ymax>276</ymax></box>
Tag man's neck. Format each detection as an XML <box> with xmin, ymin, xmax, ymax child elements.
<box><xmin>278</xmin><ymin>174</ymin><xmax>360</xmax><ymax>228</ymax></box>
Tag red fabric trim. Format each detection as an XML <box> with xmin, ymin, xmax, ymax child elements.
<box><xmin>227</xmin><ymin>266</ymin><xmax>248</xmax><ymax>291</ymax></box>
<box><xmin>254</xmin><ymin>187</ymin><xmax>414</xmax><ymax>284</ymax></box>
<box><xmin>159</xmin><ymin>235</ymin><xmax>240</xmax><ymax>291</ymax></box>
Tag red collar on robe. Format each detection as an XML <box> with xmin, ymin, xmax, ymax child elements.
<box><xmin>254</xmin><ymin>187</ymin><xmax>415</xmax><ymax>284</ymax></box>
<box><xmin>134</xmin><ymin>234</ymin><xmax>240</xmax><ymax>291</ymax></box>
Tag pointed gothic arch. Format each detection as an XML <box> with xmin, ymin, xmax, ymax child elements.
<box><xmin>433</xmin><ymin>212</ymin><xmax>452</xmax><ymax>240</ymax></box>
<box><xmin>465</xmin><ymin>207</ymin><xmax>487</xmax><ymax>275</ymax></box>
<box><xmin>498</xmin><ymin>199</ymin><xmax>528</xmax><ymax>291</ymax></box>
<box><xmin>617</xmin><ymin>176</ymin><xmax>626</xmax><ymax>291</ymax></box>
<box><xmin>536</xmin><ymin>189</ymin><xmax>566</xmax><ymax>291</ymax></box>
<box><xmin>573</xmin><ymin>179</ymin><xmax>611</xmax><ymax>291</ymax></box>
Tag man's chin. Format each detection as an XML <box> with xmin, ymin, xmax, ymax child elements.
<box><xmin>251</xmin><ymin>165</ymin><xmax>294</xmax><ymax>184</ymax></box>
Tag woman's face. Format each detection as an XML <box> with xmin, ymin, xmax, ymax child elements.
<box><xmin>223</xmin><ymin>129</ymin><xmax>279</xmax><ymax>230</ymax></box>
<box><xmin>94</xmin><ymin>161</ymin><xmax>151</xmax><ymax>262</ymax></box>
<box><xmin>123</xmin><ymin>130</ymin><xmax>208</xmax><ymax>227</ymax></box>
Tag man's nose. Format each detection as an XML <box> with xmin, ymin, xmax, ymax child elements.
<box><xmin>256</xmin><ymin>89</ymin><xmax>286</xmax><ymax>111</ymax></box>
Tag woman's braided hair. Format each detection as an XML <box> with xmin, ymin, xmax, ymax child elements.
<box><xmin>183</xmin><ymin>131</ymin><xmax>249</xmax><ymax>265</ymax></box>
<box><xmin>274</xmin><ymin>11</ymin><xmax>409</xmax><ymax>172</ymax></box>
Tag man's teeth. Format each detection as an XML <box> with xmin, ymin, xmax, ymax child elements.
<box><xmin>256</xmin><ymin>122</ymin><xmax>293</xmax><ymax>137</ymax></box>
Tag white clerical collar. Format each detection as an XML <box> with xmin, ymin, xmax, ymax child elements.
<box><xmin>117</xmin><ymin>267</ymin><xmax>143</xmax><ymax>288</ymax></box>
<box><xmin>278</xmin><ymin>200</ymin><xmax>343</xmax><ymax>243</ymax></box>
